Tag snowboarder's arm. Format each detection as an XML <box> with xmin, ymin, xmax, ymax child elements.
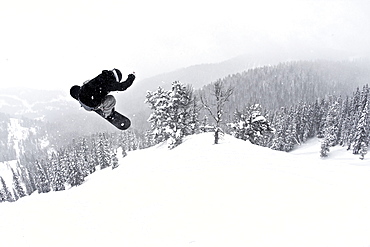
<box><xmin>120</xmin><ymin>73</ymin><xmax>136</xmax><ymax>91</ymax></box>
<box><xmin>107</xmin><ymin>73</ymin><xmax>135</xmax><ymax>91</ymax></box>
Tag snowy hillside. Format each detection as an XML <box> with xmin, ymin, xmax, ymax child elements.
<box><xmin>0</xmin><ymin>88</ymin><xmax>73</xmax><ymax>119</ymax></box>
<box><xmin>0</xmin><ymin>133</ymin><xmax>370</xmax><ymax>247</ymax></box>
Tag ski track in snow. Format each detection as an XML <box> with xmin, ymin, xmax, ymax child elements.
<box><xmin>1</xmin><ymin>133</ymin><xmax>370</xmax><ymax>247</ymax></box>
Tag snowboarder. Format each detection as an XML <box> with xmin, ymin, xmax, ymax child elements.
<box><xmin>70</xmin><ymin>69</ymin><xmax>135</xmax><ymax>130</ymax></box>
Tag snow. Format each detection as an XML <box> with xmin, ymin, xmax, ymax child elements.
<box><xmin>1</xmin><ymin>133</ymin><xmax>370</xmax><ymax>247</ymax></box>
<box><xmin>7</xmin><ymin>118</ymin><xmax>34</xmax><ymax>158</ymax></box>
<box><xmin>251</xmin><ymin>115</ymin><xmax>266</xmax><ymax>122</ymax></box>
<box><xmin>0</xmin><ymin>160</ymin><xmax>17</xmax><ymax>187</ymax></box>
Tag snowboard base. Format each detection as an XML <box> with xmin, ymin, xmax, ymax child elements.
<box><xmin>95</xmin><ymin>109</ymin><xmax>131</xmax><ymax>130</ymax></box>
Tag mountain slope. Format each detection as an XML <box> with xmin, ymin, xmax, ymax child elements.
<box><xmin>0</xmin><ymin>133</ymin><xmax>369</xmax><ymax>247</ymax></box>
<box><xmin>121</xmin><ymin>58</ymin><xmax>370</xmax><ymax>130</ymax></box>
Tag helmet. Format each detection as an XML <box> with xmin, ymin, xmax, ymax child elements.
<box><xmin>112</xmin><ymin>68</ymin><xmax>122</xmax><ymax>82</ymax></box>
<box><xmin>70</xmin><ymin>85</ymin><xmax>81</xmax><ymax>100</ymax></box>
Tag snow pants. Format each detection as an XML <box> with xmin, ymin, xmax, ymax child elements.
<box><xmin>79</xmin><ymin>94</ymin><xmax>116</xmax><ymax>118</ymax></box>
<box><xmin>98</xmin><ymin>95</ymin><xmax>116</xmax><ymax>117</ymax></box>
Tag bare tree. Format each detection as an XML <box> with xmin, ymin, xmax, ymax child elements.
<box><xmin>200</xmin><ymin>80</ymin><xmax>233</xmax><ymax>144</ymax></box>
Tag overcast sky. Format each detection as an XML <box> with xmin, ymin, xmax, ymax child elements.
<box><xmin>1</xmin><ymin>0</ymin><xmax>370</xmax><ymax>90</ymax></box>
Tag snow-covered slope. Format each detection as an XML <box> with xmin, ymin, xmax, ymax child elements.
<box><xmin>0</xmin><ymin>133</ymin><xmax>369</xmax><ymax>247</ymax></box>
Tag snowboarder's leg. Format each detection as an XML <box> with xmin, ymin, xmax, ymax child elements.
<box><xmin>99</xmin><ymin>95</ymin><xmax>116</xmax><ymax>118</ymax></box>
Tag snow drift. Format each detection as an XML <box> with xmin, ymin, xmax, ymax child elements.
<box><xmin>0</xmin><ymin>133</ymin><xmax>370</xmax><ymax>247</ymax></box>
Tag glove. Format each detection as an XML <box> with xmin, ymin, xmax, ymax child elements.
<box><xmin>128</xmin><ymin>73</ymin><xmax>135</xmax><ymax>81</ymax></box>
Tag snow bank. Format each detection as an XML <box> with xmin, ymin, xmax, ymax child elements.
<box><xmin>0</xmin><ymin>133</ymin><xmax>370</xmax><ymax>247</ymax></box>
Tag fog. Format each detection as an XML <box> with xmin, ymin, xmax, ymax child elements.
<box><xmin>1</xmin><ymin>0</ymin><xmax>370</xmax><ymax>90</ymax></box>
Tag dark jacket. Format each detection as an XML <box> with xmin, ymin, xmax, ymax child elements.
<box><xmin>78</xmin><ymin>70</ymin><xmax>135</xmax><ymax>108</ymax></box>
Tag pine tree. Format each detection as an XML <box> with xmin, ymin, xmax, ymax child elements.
<box><xmin>35</xmin><ymin>159</ymin><xmax>51</xmax><ymax>193</ymax></box>
<box><xmin>284</xmin><ymin>112</ymin><xmax>298</xmax><ymax>152</ymax></box>
<box><xmin>0</xmin><ymin>176</ymin><xmax>6</xmax><ymax>202</ymax></box>
<box><xmin>316</xmin><ymin>99</ymin><xmax>329</xmax><ymax>138</ymax></box>
<box><xmin>338</xmin><ymin>96</ymin><xmax>351</xmax><ymax>146</ymax></box>
<box><xmin>51</xmin><ymin>152</ymin><xmax>65</xmax><ymax>191</ymax></box>
<box><xmin>11</xmin><ymin>168</ymin><xmax>26</xmax><ymax>198</ymax></box>
<box><xmin>18</xmin><ymin>155</ymin><xmax>37</xmax><ymax>195</ymax></box>
<box><xmin>359</xmin><ymin>141</ymin><xmax>368</xmax><ymax>160</ymax></box>
<box><xmin>321</xmin><ymin>100</ymin><xmax>341</xmax><ymax>153</ymax></box>
<box><xmin>79</xmin><ymin>137</ymin><xmax>91</xmax><ymax>177</ymax></box>
<box><xmin>167</xmin><ymin>81</ymin><xmax>194</xmax><ymax>148</ymax></box>
<box><xmin>146</xmin><ymin>81</ymin><xmax>196</xmax><ymax>148</ymax></box>
<box><xmin>145</xmin><ymin>87</ymin><xmax>172</xmax><ymax>144</ymax></box>
<box><xmin>320</xmin><ymin>139</ymin><xmax>330</xmax><ymax>158</ymax></box>
<box><xmin>89</xmin><ymin>136</ymin><xmax>99</xmax><ymax>173</ymax></box>
<box><xmin>270</xmin><ymin>108</ymin><xmax>287</xmax><ymax>151</ymax></box>
<box><xmin>353</xmin><ymin>101</ymin><xmax>369</xmax><ymax>155</ymax></box>
<box><xmin>0</xmin><ymin>176</ymin><xmax>13</xmax><ymax>202</ymax></box>
<box><xmin>189</xmin><ymin>94</ymin><xmax>201</xmax><ymax>135</ymax></box>
<box><xmin>24</xmin><ymin>166</ymin><xmax>37</xmax><ymax>196</ymax></box>
<box><xmin>67</xmin><ymin>147</ymin><xmax>85</xmax><ymax>187</ymax></box>
<box><xmin>97</xmin><ymin>133</ymin><xmax>110</xmax><ymax>169</ymax></box>
<box><xmin>13</xmin><ymin>188</ymin><xmax>19</xmax><ymax>201</ymax></box>
<box><xmin>229</xmin><ymin>104</ymin><xmax>273</xmax><ymax>146</ymax></box>
<box><xmin>111</xmin><ymin>149</ymin><xmax>120</xmax><ymax>170</ymax></box>
<box><xmin>347</xmin><ymin>87</ymin><xmax>362</xmax><ymax>150</ymax></box>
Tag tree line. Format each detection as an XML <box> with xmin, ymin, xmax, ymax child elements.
<box><xmin>145</xmin><ymin>80</ymin><xmax>369</xmax><ymax>159</ymax></box>
<box><xmin>0</xmin><ymin>130</ymin><xmax>144</xmax><ymax>203</ymax></box>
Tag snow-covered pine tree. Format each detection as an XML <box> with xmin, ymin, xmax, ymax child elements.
<box><xmin>143</xmin><ymin>130</ymin><xmax>154</xmax><ymax>148</ymax></box>
<box><xmin>121</xmin><ymin>146</ymin><xmax>127</xmax><ymax>158</ymax></box>
<box><xmin>18</xmin><ymin>155</ymin><xmax>37</xmax><ymax>195</ymax></box>
<box><xmin>146</xmin><ymin>81</ymin><xmax>195</xmax><ymax>148</ymax></box>
<box><xmin>320</xmin><ymin>139</ymin><xmax>330</xmax><ymax>158</ymax></box>
<box><xmin>51</xmin><ymin>152</ymin><xmax>65</xmax><ymax>191</ymax></box>
<box><xmin>167</xmin><ymin>81</ymin><xmax>194</xmax><ymax>148</ymax></box>
<box><xmin>359</xmin><ymin>141</ymin><xmax>368</xmax><ymax>160</ymax></box>
<box><xmin>97</xmin><ymin>133</ymin><xmax>110</xmax><ymax>169</ymax></box>
<box><xmin>79</xmin><ymin>137</ymin><xmax>91</xmax><ymax>177</ymax></box>
<box><xmin>321</xmin><ymin>99</ymin><xmax>341</xmax><ymax>151</ymax></box>
<box><xmin>347</xmin><ymin>87</ymin><xmax>362</xmax><ymax>150</ymax></box>
<box><xmin>298</xmin><ymin>103</ymin><xmax>314</xmax><ymax>143</ymax></box>
<box><xmin>16</xmin><ymin>161</ymin><xmax>32</xmax><ymax>196</ymax></box>
<box><xmin>89</xmin><ymin>136</ymin><xmax>99</xmax><ymax>173</ymax></box>
<box><xmin>11</xmin><ymin>168</ymin><xmax>26</xmax><ymax>199</ymax></box>
<box><xmin>0</xmin><ymin>176</ymin><xmax>6</xmax><ymax>202</ymax></box>
<box><xmin>353</xmin><ymin>100</ymin><xmax>369</xmax><ymax>155</ymax></box>
<box><xmin>189</xmin><ymin>94</ymin><xmax>201</xmax><ymax>135</ymax></box>
<box><xmin>229</xmin><ymin>109</ymin><xmax>248</xmax><ymax>141</ymax></box>
<box><xmin>13</xmin><ymin>188</ymin><xmax>19</xmax><ymax>201</ymax></box>
<box><xmin>35</xmin><ymin>159</ymin><xmax>50</xmax><ymax>193</ymax></box>
<box><xmin>338</xmin><ymin>96</ymin><xmax>351</xmax><ymax>147</ymax></box>
<box><xmin>229</xmin><ymin>104</ymin><xmax>273</xmax><ymax>146</ymax></box>
<box><xmin>0</xmin><ymin>176</ymin><xmax>13</xmax><ymax>202</ymax></box>
<box><xmin>25</xmin><ymin>166</ymin><xmax>37</xmax><ymax>195</ymax></box>
<box><xmin>111</xmin><ymin>149</ymin><xmax>119</xmax><ymax>170</ymax></box>
<box><xmin>58</xmin><ymin>148</ymin><xmax>71</xmax><ymax>187</ymax></box>
<box><xmin>284</xmin><ymin>110</ymin><xmax>299</xmax><ymax>152</ymax></box>
<box><xmin>67</xmin><ymin>147</ymin><xmax>84</xmax><ymax>187</ymax></box>
<box><xmin>127</xmin><ymin>130</ymin><xmax>139</xmax><ymax>151</ymax></box>
<box><xmin>145</xmin><ymin>87</ymin><xmax>172</xmax><ymax>144</ymax></box>
<box><xmin>316</xmin><ymin>98</ymin><xmax>329</xmax><ymax>139</ymax></box>
<box><xmin>270</xmin><ymin>107</ymin><xmax>287</xmax><ymax>151</ymax></box>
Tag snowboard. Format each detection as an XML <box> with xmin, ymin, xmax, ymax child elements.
<box><xmin>94</xmin><ymin>109</ymin><xmax>131</xmax><ymax>131</ymax></box>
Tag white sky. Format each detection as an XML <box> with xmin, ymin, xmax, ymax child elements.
<box><xmin>1</xmin><ymin>0</ymin><xmax>370</xmax><ymax>90</ymax></box>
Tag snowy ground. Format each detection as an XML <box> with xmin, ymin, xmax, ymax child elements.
<box><xmin>1</xmin><ymin>133</ymin><xmax>370</xmax><ymax>247</ymax></box>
